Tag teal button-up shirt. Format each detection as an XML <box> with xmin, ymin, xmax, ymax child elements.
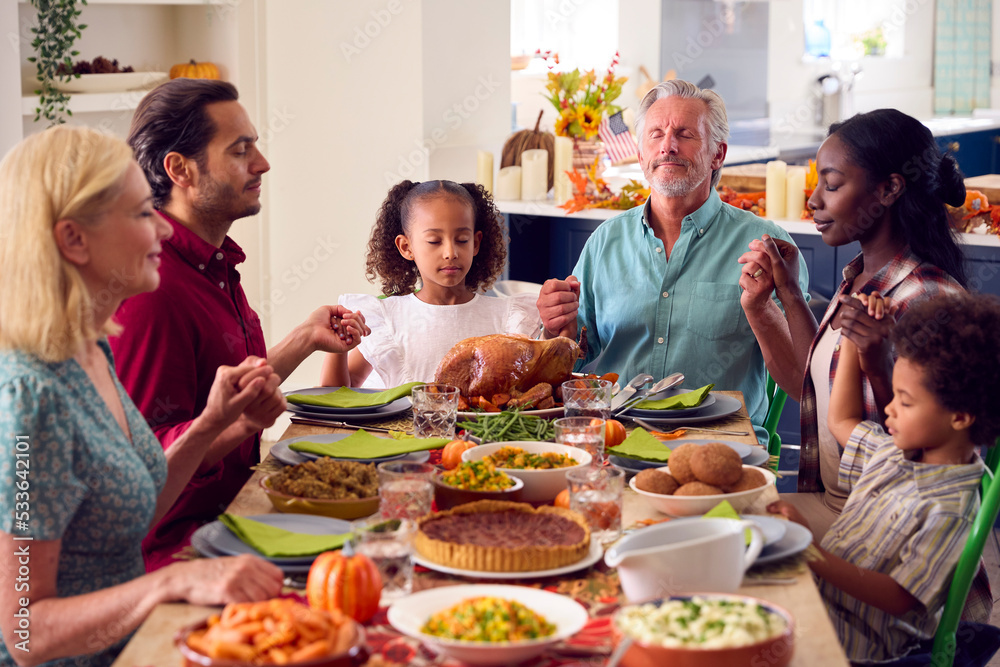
<box><xmin>573</xmin><ymin>189</ymin><xmax>810</xmax><ymax>443</ymax></box>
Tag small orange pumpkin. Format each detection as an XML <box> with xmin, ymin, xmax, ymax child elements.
<box><xmin>306</xmin><ymin>550</ymin><xmax>382</xmax><ymax>623</ymax></box>
<box><xmin>605</xmin><ymin>419</ymin><xmax>627</xmax><ymax>449</ymax></box>
<box><xmin>554</xmin><ymin>488</ymin><xmax>571</xmax><ymax>509</ymax></box>
<box><xmin>441</xmin><ymin>439</ymin><xmax>476</xmax><ymax>470</ymax></box>
<box><xmin>169</xmin><ymin>59</ymin><xmax>221</xmax><ymax>80</ymax></box>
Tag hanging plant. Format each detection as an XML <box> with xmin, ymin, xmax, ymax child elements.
<box><xmin>28</xmin><ymin>0</ymin><xmax>89</xmax><ymax>126</ymax></box>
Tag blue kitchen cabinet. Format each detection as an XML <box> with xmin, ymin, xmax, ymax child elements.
<box><xmin>935</xmin><ymin>129</ymin><xmax>1000</xmax><ymax>177</ymax></box>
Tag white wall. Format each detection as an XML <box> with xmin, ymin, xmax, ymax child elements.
<box><xmin>421</xmin><ymin>0</ymin><xmax>511</xmax><ymax>182</ymax></box>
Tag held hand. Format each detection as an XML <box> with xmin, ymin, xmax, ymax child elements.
<box><xmin>738</xmin><ymin>243</ymin><xmax>776</xmax><ymax>313</ymax></box>
<box><xmin>306</xmin><ymin>306</ymin><xmax>371</xmax><ymax>354</ymax></box>
<box><xmin>169</xmin><ymin>555</ymin><xmax>284</xmax><ymax>605</ymax></box>
<box><xmin>200</xmin><ymin>357</ymin><xmax>275</xmax><ymax>432</ymax></box>
<box><xmin>767</xmin><ymin>500</ymin><xmax>811</xmax><ymax>530</ymax></box>
<box><xmin>837</xmin><ymin>294</ymin><xmax>895</xmax><ymax>377</ymax></box>
<box><xmin>746</xmin><ymin>235</ymin><xmax>801</xmax><ymax>298</ymax></box>
<box><xmin>537</xmin><ymin>275</ymin><xmax>580</xmax><ymax>339</ymax></box>
<box><xmin>238</xmin><ymin>365</ymin><xmax>286</xmax><ymax>433</ymax></box>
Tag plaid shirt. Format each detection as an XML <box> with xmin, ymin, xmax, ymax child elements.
<box><xmin>797</xmin><ymin>247</ymin><xmax>964</xmax><ymax>493</ymax></box>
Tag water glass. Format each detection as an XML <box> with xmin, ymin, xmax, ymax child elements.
<box><xmin>377</xmin><ymin>461</ymin><xmax>435</xmax><ymax>520</ymax></box>
<box><xmin>352</xmin><ymin>517</ymin><xmax>415</xmax><ymax>604</ymax></box>
<box><xmin>411</xmin><ymin>383</ymin><xmax>460</xmax><ymax>438</ymax></box>
<box><xmin>554</xmin><ymin>416</ymin><xmax>606</xmax><ymax>464</ymax></box>
<box><xmin>561</xmin><ymin>379</ymin><xmax>612</xmax><ymax>419</ymax></box>
<box><xmin>566</xmin><ymin>465</ymin><xmax>624</xmax><ymax>545</ymax></box>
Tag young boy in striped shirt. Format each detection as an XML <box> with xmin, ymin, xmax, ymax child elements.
<box><xmin>770</xmin><ymin>292</ymin><xmax>1000</xmax><ymax>663</ymax></box>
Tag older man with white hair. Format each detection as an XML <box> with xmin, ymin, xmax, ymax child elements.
<box><xmin>536</xmin><ymin>80</ymin><xmax>809</xmax><ymax>444</ymax></box>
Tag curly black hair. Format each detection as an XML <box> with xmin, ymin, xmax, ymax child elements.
<box><xmin>891</xmin><ymin>292</ymin><xmax>1000</xmax><ymax>446</ymax></box>
<box><xmin>364</xmin><ymin>180</ymin><xmax>507</xmax><ymax>296</ymax></box>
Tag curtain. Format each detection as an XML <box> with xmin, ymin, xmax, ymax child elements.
<box><xmin>934</xmin><ymin>0</ymin><xmax>991</xmax><ymax>114</ymax></box>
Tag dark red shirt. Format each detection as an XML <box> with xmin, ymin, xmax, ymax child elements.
<box><xmin>110</xmin><ymin>212</ymin><xmax>267</xmax><ymax>571</ymax></box>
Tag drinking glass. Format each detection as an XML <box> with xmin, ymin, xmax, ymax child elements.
<box><xmin>377</xmin><ymin>461</ymin><xmax>435</xmax><ymax>520</ymax></box>
<box><xmin>566</xmin><ymin>465</ymin><xmax>624</xmax><ymax>545</ymax></box>
<box><xmin>554</xmin><ymin>416</ymin><xmax>606</xmax><ymax>464</ymax></box>
<box><xmin>561</xmin><ymin>379</ymin><xmax>612</xmax><ymax>419</ymax></box>
<box><xmin>352</xmin><ymin>517</ymin><xmax>415</xmax><ymax>604</ymax></box>
<box><xmin>411</xmin><ymin>383</ymin><xmax>460</xmax><ymax>438</ymax></box>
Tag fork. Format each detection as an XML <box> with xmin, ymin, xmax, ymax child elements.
<box><xmin>631</xmin><ymin>417</ymin><xmax>749</xmax><ymax>437</ymax></box>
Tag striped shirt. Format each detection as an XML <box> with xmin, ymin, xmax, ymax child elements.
<box><xmin>818</xmin><ymin>421</ymin><xmax>984</xmax><ymax>662</ymax></box>
<box><xmin>798</xmin><ymin>247</ymin><xmax>963</xmax><ymax>494</ymax></box>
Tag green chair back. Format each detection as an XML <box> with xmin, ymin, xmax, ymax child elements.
<box><xmin>931</xmin><ymin>439</ymin><xmax>1000</xmax><ymax>665</ymax></box>
<box><xmin>762</xmin><ymin>375</ymin><xmax>788</xmax><ymax>468</ymax></box>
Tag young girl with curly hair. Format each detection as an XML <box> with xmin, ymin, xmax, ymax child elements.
<box><xmin>320</xmin><ymin>180</ymin><xmax>540</xmax><ymax>387</ymax></box>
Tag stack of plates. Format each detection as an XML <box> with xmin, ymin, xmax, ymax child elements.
<box><xmin>621</xmin><ymin>388</ymin><xmax>742</xmax><ymax>425</ymax></box>
<box><xmin>190</xmin><ymin>514</ymin><xmax>351</xmax><ymax>573</ymax></box>
<box><xmin>269</xmin><ymin>433</ymin><xmax>429</xmax><ymax>467</ymax></box>
<box><xmin>284</xmin><ymin>386</ymin><xmax>412</xmax><ymax>422</ymax></box>
<box><xmin>660</xmin><ymin>515</ymin><xmax>813</xmax><ymax>564</ymax></box>
<box><xmin>610</xmin><ymin>438</ymin><xmax>769</xmax><ymax>476</ymax></box>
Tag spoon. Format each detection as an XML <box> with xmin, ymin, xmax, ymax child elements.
<box><xmin>612</xmin><ymin>372</ymin><xmax>685</xmax><ymax>418</ymax></box>
<box><xmin>609</xmin><ymin>373</ymin><xmax>653</xmax><ymax>410</ymax></box>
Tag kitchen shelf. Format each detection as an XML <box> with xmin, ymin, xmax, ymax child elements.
<box><xmin>20</xmin><ymin>89</ymin><xmax>150</xmax><ymax>116</ymax></box>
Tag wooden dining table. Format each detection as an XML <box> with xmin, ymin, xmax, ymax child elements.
<box><xmin>111</xmin><ymin>391</ymin><xmax>849</xmax><ymax>666</ymax></box>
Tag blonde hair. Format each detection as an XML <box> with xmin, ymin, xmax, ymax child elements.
<box><xmin>0</xmin><ymin>126</ymin><xmax>133</xmax><ymax>362</ymax></box>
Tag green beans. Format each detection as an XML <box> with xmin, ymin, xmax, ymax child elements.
<box><xmin>457</xmin><ymin>410</ymin><xmax>556</xmax><ymax>443</ymax></box>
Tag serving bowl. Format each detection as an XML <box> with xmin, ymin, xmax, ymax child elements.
<box><xmin>260</xmin><ymin>474</ymin><xmax>380</xmax><ymax>520</ymax></box>
<box><xmin>175</xmin><ymin>616</ymin><xmax>368</xmax><ymax>667</ymax></box>
<box><xmin>432</xmin><ymin>470</ymin><xmax>525</xmax><ymax>510</ymax></box>
<box><xmin>387</xmin><ymin>583</ymin><xmax>587</xmax><ymax>666</ymax></box>
<box><xmin>611</xmin><ymin>594</ymin><xmax>794</xmax><ymax>667</ymax></box>
<box><xmin>629</xmin><ymin>465</ymin><xmax>776</xmax><ymax>516</ymax></box>
<box><xmin>461</xmin><ymin>441</ymin><xmax>593</xmax><ymax>503</ymax></box>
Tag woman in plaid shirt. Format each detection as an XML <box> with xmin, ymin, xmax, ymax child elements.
<box><xmin>739</xmin><ymin>109</ymin><xmax>967</xmax><ymax>538</ymax></box>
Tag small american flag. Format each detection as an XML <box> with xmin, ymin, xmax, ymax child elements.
<box><xmin>598</xmin><ymin>111</ymin><xmax>638</xmax><ymax>164</ymax></box>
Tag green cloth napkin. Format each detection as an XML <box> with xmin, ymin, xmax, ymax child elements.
<box><xmin>607</xmin><ymin>428</ymin><xmax>671</xmax><ymax>462</ymax></box>
<box><xmin>634</xmin><ymin>384</ymin><xmax>714</xmax><ymax>410</ymax></box>
<box><xmin>218</xmin><ymin>513</ymin><xmax>349</xmax><ymax>558</ymax></box>
<box><xmin>703</xmin><ymin>500</ymin><xmax>750</xmax><ymax>545</ymax></box>
<box><xmin>289</xmin><ymin>429</ymin><xmax>450</xmax><ymax>458</ymax></box>
<box><xmin>286</xmin><ymin>382</ymin><xmax>423</xmax><ymax>408</ymax></box>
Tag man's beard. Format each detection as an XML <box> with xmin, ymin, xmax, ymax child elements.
<box><xmin>647</xmin><ymin>156</ymin><xmax>709</xmax><ymax>198</ymax></box>
<box><xmin>192</xmin><ymin>174</ymin><xmax>261</xmax><ymax>232</ymax></box>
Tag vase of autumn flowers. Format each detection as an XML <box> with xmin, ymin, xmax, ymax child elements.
<box><xmin>542</xmin><ymin>51</ymin><xmax>627</xmax><ymax>173</ymax></box>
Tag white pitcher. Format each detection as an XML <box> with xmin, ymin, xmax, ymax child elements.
<box><xmin>605</xmin><ymin>518</ymin><xmax>764</xmax><ymax>603</ymax></box>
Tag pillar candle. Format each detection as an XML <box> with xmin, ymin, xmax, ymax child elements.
<box><xmin>553</xmin><ymin>136</ymin><xmax>573</xmax><ymax>205</ymax></box>
<box><xmin>476</xmin><ymin>150</ymin><xmax>493</xmax><ymax>195</ymax></box>
<box><xmin>785</xmin><ymin>166</ymin><xmax>807</xmax><ymax>221</ymax></box>
<box><xmin>765</xmin><ymin>160</ymin><xmax>787</xmax><ymax>219</ymax></box>
<box><xmin>521</xmin><ymin>148</ymin><xmax>549</xmax><ymax>201</ymax></box>
<box><xmin>495</xmin><ymin>166</ymin><xmax>522</xmax><ymax>200</ymax></box>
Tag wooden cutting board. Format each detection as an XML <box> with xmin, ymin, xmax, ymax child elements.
<box><xmin>964</xmin><ymin>175</ymin><xmax>1000</xmax><ymax>203</ymax></box>
<box><xmin>718</xmin><ymin>164</ymin><xmax>767</xmax><ymax>192</ymax></box>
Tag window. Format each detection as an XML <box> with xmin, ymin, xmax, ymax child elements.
<box><xmin>803</xmin><ymin>0</ymin><xmax>906</xmax><ymax>59</ymax></box>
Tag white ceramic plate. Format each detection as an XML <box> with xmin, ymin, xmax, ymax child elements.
<box><xmin>414</xmin><ymin>537</ymin><xmax>603</xmax><ymax>579</ymax></box>
<box><xmin>754</xmin><ymin>520</ymin><xmax>813</xmax><ymax>564</ymax></box>
<box><xmin>630</xmin><ymin>465</ymin><xmax>777</xmax><ymax>517</ymax></box>
<box><xmin>269</xmin><ymin>440</ymin><xmax>429</xmax><ymax>467</ymax></box>
<box><xmin>622</xmin><ymin>393</ymin><xmax>743</xmax><ymax>426</ymax></box>
<box><xmin>197</xmin><ymin>513</ymin><xmax>351</xmax><ymax>565</ymax></box>
<box><xmin>387</xmin><ymin>584</ymin><xmax>588</xmax><ymax>666</ymax></box>
<box><xmin>47</xmin><ymin>71</ymin><xmax>168</xmax><ymax>93</ymax></box>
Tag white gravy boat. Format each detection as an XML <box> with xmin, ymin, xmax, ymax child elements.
<box><xmin>605</xmin><ymin>518</ymin><xmax>764</xmax><ymax>603</ymax></box>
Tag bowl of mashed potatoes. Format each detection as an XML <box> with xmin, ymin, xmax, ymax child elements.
<box><xmin>611</xmin><ymin>594</ymin><xmax>794</xmax><ymax>667</ymax></box>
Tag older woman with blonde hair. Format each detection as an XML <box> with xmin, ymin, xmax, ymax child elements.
<box><xmin>0</xmin><ymin>126</ymin><xmax>286</xmax><ymax>667</ymax></box>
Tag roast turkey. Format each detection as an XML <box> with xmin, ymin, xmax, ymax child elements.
<box><xmin>434</xmin><ymin>334</ymin><xmax>581</xmax><ymax>398</ymax></box>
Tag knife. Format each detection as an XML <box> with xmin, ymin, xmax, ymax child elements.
<box><xmin>609</xmin><ymin>384</ymin><xmax>636</xmax><ymax>412</ymax></box>
<box><xmin>288</xmin><ymin>416</ymin><xmax>403</xmax><ymax>434</ymax></box>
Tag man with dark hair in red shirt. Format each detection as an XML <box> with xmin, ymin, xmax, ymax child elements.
<box><xmin>112</xmin><ymin>79</ymin><xmax>370</xmax><ymax>570</ymax></box>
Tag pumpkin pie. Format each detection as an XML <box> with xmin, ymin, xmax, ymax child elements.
<box><xmin>414</xmin><ymin>500</ymin><xmax>591</xmax><ymax>572</ymax></box>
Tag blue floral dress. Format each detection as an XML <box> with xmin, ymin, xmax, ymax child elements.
<box><xmin>0</xmin><ymin>340</ymin><xmax>167</xmax><ymax>667</ymax></box>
